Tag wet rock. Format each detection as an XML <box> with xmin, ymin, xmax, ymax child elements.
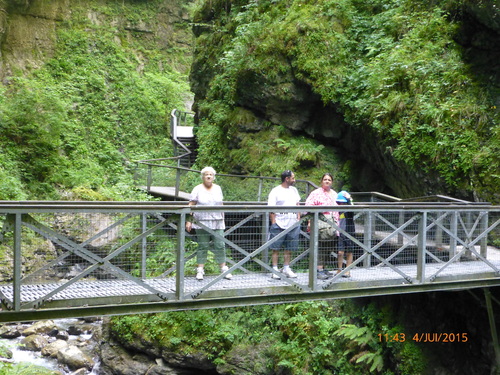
<box><xmin>216</xmin><ymin>342</ymin><xmax>274</xmax><ymax>375</ymax></box>
<box><xmin>68</xmin><ymin>369</ymin><xmax>88</xmax><ymax>375</ymax></box>
<box><xmin>42</xmin><ymin>339</ymin><xmax>69</xmax><ymax>358</ymax></box>
<box><xmin>99</xmin><ymin>342</ymin><xmax>155</xmax><ymax>375</ymax></box>
<box><xmin>22</xmin><ymin>320</ymin><xmax>56</xmax><ymax>336</ymax></box>
<box><xmin>56</xmin><ymin>330</ymin><xmax>70</xmax><ymax>340</ymax></box>
<box><xmin>82</xmin><ymin>317</ymin><xmax>101</xmax><ymax>323</ymax></box>
<box><xmin>57</xmin><ymin>345</ymin><xmax>95</xmax><ymax>371</ymax></box>
<box><xmin>67</xmin><ymin>325</ymin><xmax>85</xmax><ymax>336</ymax></box>
<box><xmin>0</xmin><ymin>325</ymin><xmax>21</xmax><ymax>339</ymax></box>
<box><xmin>161</xmin><ymin>351</ymin><xmax>216</xmax><ymax>371</ymax></box>
<box><xmin>20</xmin><ymin>334</ymin><xmax>48</xmax><ymax>351</ymax></box>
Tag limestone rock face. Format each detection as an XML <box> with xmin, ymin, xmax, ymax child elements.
<box><xmin>99</xmin><ymin>340</ymin><xmax>194</xmax><ymax>375</ymax></box>
<box><xmin>0</xmin><ymin>0</ymin><xmax>70</xmax><ymax>81</ymax></box>
<box><xmin>0</xmin><ymin>0</ymin><xmax>192</xmax><ymax>81</ymax></box>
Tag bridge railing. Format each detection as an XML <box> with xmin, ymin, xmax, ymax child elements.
<box><xmin>0</xmin><ymin>201</ymin><xmax>498</xmax><ymax>321</ymax></box>
<box><xmin>136</xmin><ymin>109</ymin><xmax>321</xmax><ymax>201</ymax></box>
<box><xmin>133</xmin><ymin>161</ymin><xmax>320</xmax><ymax>202</ymax></box>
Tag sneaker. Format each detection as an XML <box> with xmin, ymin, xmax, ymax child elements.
<box><xmin>221</xmin><ymin>265</ymin><xmax>232</xmax><ymax>280</ymax></box>
<box><xmin>196</xmin><ymin>267</ymin><xmax>204</xmax><ymax>280</ymax></box>
<box><xmin>317</xmin><ymin>270</ymin><xmax>329</xmax><ymax>280</ymax></box>
<box><xmin>282</xmin><ymin>267</ymin><xmax>297</xmax><ymax>278</ymax></box>
<box><xmin>270</xmin><ymin>267</ymin><xmax>281</xmax><ymax>279</ymax></box>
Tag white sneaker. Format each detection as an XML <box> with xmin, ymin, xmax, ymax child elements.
<box><xmin>282</xmin><ymin>267</ymin><xmax>297</xmax><ymax>278</ymax></box>
<box><xmin>196</xmin><ymin>267</ymin><xmax>204</xmax><ymax>280</ymax></box>
<box><xmin>271</xmin><ymin>267</ymin><xmax>281</xmax><ymax>279</ymax></box>
<box><xmin>221</xmin><ymin>266</ymin><xmax>232</xmax><ymax>280</ymax></box>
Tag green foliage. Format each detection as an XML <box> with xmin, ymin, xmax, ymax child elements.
<box><xmin>0</xmin><ymin>0</ymin><xmax>192</xmax><ymax>200</ymax></box>
<box><xmin>230</xmin><ymin>127</ymin><xmax>325</xmax><ymax>175</ymax></box>
<box><xmin>193</xmin><ymin>120</ymin><xmax>231</xmax><ymax>172</ymax></box>
<box><xmin>334</xmin><ymin>301</ymin><xmax>427</xmax><ymax>375</ymax></box>
<box><xmin>192</xmin><ymin>0</ymin><xmax>500</xmax><ymax>201</ymax></box>
<box><xmin>0</xmin><ymin>361</ymin><xmax>60</xmax><ymax>375</ymax></box>
<box><xmin>334</xmin><ymin>324</ymin><xmax>385</xmax><ymax>373</ymax></box>
<box><xmin>110</xmin><ymin>300</ymin><xmax>425</xmax><ymax>374</ymax></box>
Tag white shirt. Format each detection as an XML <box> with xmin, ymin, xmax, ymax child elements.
<box><xmin>267</xmin><ymin>185</ymin><xmax>301</xmax><ymax>229</ymax></box>
<box><xmin>189</xmin><ymin>184</ymin><xmax>225</xmax><ymax>230</ymax></box>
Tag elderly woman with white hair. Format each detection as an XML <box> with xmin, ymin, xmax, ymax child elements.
<box><xmin>185</xmin><ymin>166</ymin><xmax>232</xmax><ymax>281</ymax></box>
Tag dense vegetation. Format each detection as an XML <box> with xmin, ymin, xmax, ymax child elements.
<box><xmin>190</xmin><ymin>0</ymin><xmax>499</xmax><ymax>201</ymax></box>
<box><xmin>0</xmin><ymin>0</ymin><xmax>192</xmax><ymax>200</ymax></box>
<box><xmin>110</xmin><ymin>300</ymin><xmax>426</xmax><ymax>374</ymax></box>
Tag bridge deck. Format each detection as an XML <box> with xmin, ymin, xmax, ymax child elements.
<box><xmin>1</xmin><ymin>259</ymin><xmax>498</xmax><ymax>310</ymax></box>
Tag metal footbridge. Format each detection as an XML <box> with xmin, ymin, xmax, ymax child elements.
<box><xmin>0</xmin><ymin>199</ymin><xmax>498</xmax><ymax>324</ymax></box>
<box><xmin>0</xmin><ymin>109</ymin><xmax>498</xmax><ymax>330</ymax></box>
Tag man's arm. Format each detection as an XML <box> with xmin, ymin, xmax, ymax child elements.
<box><xmin>270</xmin><ymin>212</ymin><xmax>276</xmax><ymax>224</ymax></box>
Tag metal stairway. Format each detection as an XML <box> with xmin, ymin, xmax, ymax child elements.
<box><xmin>170</xmin><ymin>109</ymin><xmax>197</xmax><ymax>168</ymax></box>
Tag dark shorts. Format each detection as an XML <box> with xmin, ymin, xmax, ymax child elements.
<box><xmin>269</xmin><ymin>223</ymin><xmax>300</xmax><ymax>251</ymax></box>
<box><xmin>338</xmin><ymin>234</ymin><xmax>354</xmax><ymax>252</ymax></box>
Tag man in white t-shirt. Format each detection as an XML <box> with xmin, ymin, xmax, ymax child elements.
<box><xmin>267</xmin><ymin>170</ymin><xmax>301</xmax><ymax>279</ymax></box>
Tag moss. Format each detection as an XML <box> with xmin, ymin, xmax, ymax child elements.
<box><xmin>191</xmin><ymin>0</ymin><xmax>500</xmax><ymax>202</ymax></box>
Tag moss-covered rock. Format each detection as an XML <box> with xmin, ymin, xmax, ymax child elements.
<box><xmin>190</xmin><ymin>0</ymin><xmax>500</xmax><ymax>202</ymax></box>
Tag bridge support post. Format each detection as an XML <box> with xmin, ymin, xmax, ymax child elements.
<box><xmin>363</xmin><ymin>210</ymin><xmax>373</xmax><ymax>268</ymax></box>
<box><xmin>435</xmin><ymin>211</ymin><xmax>443</xmax><ymax>250</ymax></box>
<box><xmin>483</xmin><ymin>288</ymin><xmax>500</xmax><ymax>375</ymax></box>
<box><xmin>262</xmin><ymin>212</ymin><xmax>269</xmax><ymax>268</ymax></box>
<box><xmin>449</xmin><ymin>211</ymin><xmax>458</xmax><ymax>261</ymax></box>
<box><xmin>175</xmin><ymin>167</ymin><xmax>182</xmax><ymax>199</ymax></box>
<box><xmin>309</xmin><ymin>213</ymin><xmax>320</xmax><ymax>290</ymax></box>
<box><xmin>258</xmin><ymin>178</ymin><xmax>263</xmax><ymax>202</ymax></box>
<box><xmin>417</xmin><ymin>212</ymin><xmax>427</xmax><ymax>283</ymax></box>
<box><xmin>176</xmin><ymin>212</ymin><xmax>187</xmax><ymax>300</ymax></box>
<box><xmin>13</xmin><ymin>213</ymin><xmax>22</xmax><ymax>311</ymax></box>
<box><xmin>398</xmin><ymin>210</ymin><xmax>404</xmax><ymax>247</ymax></box>
<box><xmin>465</xmin><ymin>211</ymin><xmax>473</xmax><ymax>258</ymax></box>
<box><xmin>480</xmin><ymin>212</ymin><xmax>489</xmax><ymax>259</ymax></box>
<box><xmin>146</xmin><ymin>165</ymin><xmax>152</xmax><ymax>191</ymax></box>
<box><xmin>141</xmin><ymin>213</ymin><xmax>147</xmax><ymax>279</ymax></box>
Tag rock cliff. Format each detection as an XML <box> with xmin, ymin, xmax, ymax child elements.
<box><xmin>189</xmin><ymin>1</ymin><xmax>500</xmax><ymax>201</ymax></box>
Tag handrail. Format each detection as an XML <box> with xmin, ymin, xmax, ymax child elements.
<box><xmin>169</xmin><ymin>109</ymin><xmax>194</xmax><ymax>158</ymax></box>
<box><xmin>0</xmin><ymin>202</ymin><xmax>498</xmax><ymax>321</ymax></box>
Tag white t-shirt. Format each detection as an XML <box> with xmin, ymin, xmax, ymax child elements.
<box><xmin>267</xmin><ymin>185</ymin><xmax>301</xmax><ymax>229</ymax></box>
<box><xmin>189</xmin><ymin>184</ymin><xmax>225</xmax><ymax>230</ymax></box>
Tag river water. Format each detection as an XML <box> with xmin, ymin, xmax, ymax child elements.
<box><xmin>0</xmin><ymin>318</ymin><xmax>100</xmax><ymax>374</ymax></box>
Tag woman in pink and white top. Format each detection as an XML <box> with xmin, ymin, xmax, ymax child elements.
<box><xmin>305</xmin><ymin>173</ymin><xmax>339</xmax><ymax>279</ymax></box>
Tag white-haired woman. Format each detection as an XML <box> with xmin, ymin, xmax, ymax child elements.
<box><xmin>186</xmin><ymin>167</ymin><xmax>232</xmax><ymax>281</ymax></box>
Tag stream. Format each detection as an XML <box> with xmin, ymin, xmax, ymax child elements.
<box><xmin>0</xmin><ymin>318</ymin><xmax>101</xmax><ymax>374</ymax></box>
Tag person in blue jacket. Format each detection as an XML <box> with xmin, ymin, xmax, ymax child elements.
<box><xmin>336</xmin><ymin>191</ymin><xmax>355</xmax><ymax>277</ymax></box>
